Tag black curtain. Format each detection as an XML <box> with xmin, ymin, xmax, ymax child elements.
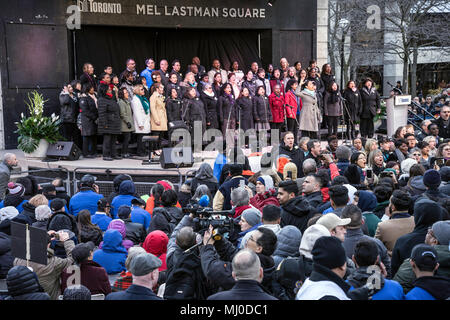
<box><xmin>74</xmin><ymin>26</ymin><xmax>262</xmax><ymax>78</ymax></box>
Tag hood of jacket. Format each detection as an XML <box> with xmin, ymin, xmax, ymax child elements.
<box><xmin>21</xmin><ymin>201</ymin><xmax>36</xmax><ymax>213</ymax></box>
<box><xmin>119</xmin><ymin>180</ymin><xmax>136</xmax><ymax>195</ymax></box>
<box><xmin>274</xmin><ymin>225</ymin><xmax>302</xmax><ymax>258</ymax></box>
<box><xmin>165</xmin><ymin>206</ymin><xmax>183</xmax><ymax>223</ymax></box>
<box><xmin>195</xmin><ymin>163</ymin><xmax>218</xmax><ymax>183</ymax></box>
<box><xmin>47</xmin><ymin>212</ymin><xmax>74</xmax><ymax>232</ymax></box>
<box><xmin>357</xmin><ymin>190</ymin><xmax>377</xmax><ymax>212</ymax></box>
<box><xmin>346</xmin><ymin>266</ymin><xmax>385</xmax><ymax>290</ymax></box>
<box><xmin>6</xmin><ymin>265</ymin><xmax>44</xmax><ymax>297</ymax></box>
<box><xmin>0</xmin><ymin>231</ymin><xmax>11</xmax><ymax>255</ymax></box>
<box><xmin>143</xmin><ymin>230</ymin><xmax>168</xmax><ymax>257</ymax></box>
<box><xmin>283</xmin><ymin>196</ymin><xmax>313</xmax><ymax>217</ymax></box>
<box><xmin>409</xmin><ymin>176</ymin><xmax>426</xmax><ymax>192</ymax></box>
<box><xmin>107</xmin><ymin>219</ymin><xmax>127</xmax><ymax>239</ymax></box>
<box><xmin>413</xmin><ymin>276</ymin><xmax>450</xmax><ymax>300</ymax></box>
<box><xmin>413</xmin><ymin>198</ymin><xmax>442</xmax><ymax>230</ymax></box>
<box><xmin>435</xmin><ymin>245</ymin><xmax>450</xmax><ymax>270</ymax></box>
<box><xmin>102</xmin><ymin>229</ymin><xmax>127</xmax><ymax>253</ymax></box>
<box><xmin>114</xmin><ymin>175</ymin><xmax>132</xmax><ymax>192</ymax></box>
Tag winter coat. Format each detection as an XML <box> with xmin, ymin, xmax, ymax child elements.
<box><xmin>59</xmin><ymin>92</ymin><xmax>78</xmax><ymax>124</ymax></box>
<box><xmin>253</xmin><ymin>95</ymin><xmax>273</xmax><ymax>123</ymax></box>
<box><xmin>4</xmin><ymin>266</ymin><xmax>50</xmax><ymax>300</ymax></box>
<box><xmin>165</xmin><ymin>82</ymin><xmax>182</xmax><ymax>99</ymax></box>
<box><xmin>269</xmin><ymin>92</ymin><xmax>285</xmax><ymax>123</ymax></box>
<box><xmin>296</xmin><ymin>90</ymin><xmax>321</xmax><ymax>132</ymax></box>
<box><xmin>190</xmin><ymin>164</ymin><xmax>219</xmax><ymax>197</ymax></box>
<box><xmin>323</xmin><ymin>90</ymin><xmax>343</xmax><ymax>117</ymax></box>
<box><xmin>304</xmin><ymin>191</ymin><xmax>323</xmax><ymax>208</ymax></box>
<box><xmin>213</xmin><ymin>176</ymin><xmax>248</xmax><ymax>211</ymax></box>
<box><xmin>242</xmin><ymin>79</ymin><xmax>257</xmax><ymax>97</ymax></box>
<box><xmin>343</xmin><ymin>228</ymin><xmax>392</xmax><ymax>278</ymax></box>
<box><xmin>273</xmin><ymin>226</ymin><xmax>302</xmax><ymax>267</ymax></box>
<box><xmin>280</xmin><ymin>196</ymin><xmax>317</xmax><ymax>234</ymax></box>
<box><xmin>236</xmin><ymin>96</ymin><xmax>254</xmax><ymax>131</ymax></box>
<box><xmin>122</xmin><ymin>218</ymin><xmax>146</xmax><ymax>245</ymax></box>
<box><xmin>111</xmin><ymin>180</ymin><xmax>137</xmax><ymax>219</ymax></box>
<box><xmin>0</xmin><ymin>232</ymin><xmax>13</xmax><ymax>279</ymax></box>
<box><xmin>130</xmin><ymin>206</ymin><xmax>151</xmax><ymax>230</ymax></box>
<box><xmin>249</xmin><ymin>190</ymin><xmax>280</xmax><ymax>212</ymax></box>
<box><xmin>347</xmin><ymin>267</ymin><xmax>405</xmax><ymax>300</ymax></box>
<box><xmin>321</xmin><ymin>74</ymin><xmax>336</xmax><ymax>91</ymax></box>
<box><xmin>69</xmin><ymin>189</ymin><xmax>104</xmax><ymax>217</ymax></box>
<box><xmin>99</xmin><ymin>220</ymin><xmax>134</xmax><ymax>251</ymax></box>
<box><xmin>217</xmin><ymin>95</ymin><xmax>236</xmax><ymax>124</ymax></box>
<box><xmin>433</xmin><ymin>117</ymin><xmax>450</xmax><ymax>139</ymax></box>
<box><xmin>150</xmin><ymin>91</ymin><xmax>168</xmax><ymax>131</ymax></box>
<box><xmin>61</xmin><ymin>260</ymin><xmax>111</xmax><ymax>296</ymax></box>
<box><xmin>79</xmin><ymin>225</ymin><xmax>103</xmax><ymax>246</ymax></box>
<box><xmin>374</xmin><ymin>213</ymin><xmax>415</xmax><ymax>256</ymax></box>
<box><xmin>200</xmin><ymin>91</ymin><xmax>219</xmax><ymax>129</ymax></box>
<box><xmin>143</xmin><ymin>230</ymin><xmax>168</xmax><ymax>271</ymax></box>
<box><xmin>269</xmin><ymin>79</ymin><xmax>285</xmax><ymax>95</ymax></box>
<box><xmin>394</xmin><ymin>244</ymin><xmax>450</xmax><ymax>294</ymax></box>
<box><xmin>166</xmin><ymin>98</ymin><xmax>183</xmax><ymax>123</ymax></box>
<box><xmin>285</xmin><ymin>90</ymin><xmax>301</xmax><ymax>119</ymax></box>
<box><xmin>182</xmin><ymin>96</ymin><xmax>206</xmax><ymax>132</ymax></box>
<box><xmin>0</xmin><ymin>162</ymin><xmax>12</xmax><ymax>201</ymax></box>
<box><xmin>405</xmin><ymin>276</ymin><xmax>450</xmax><ymax>300</ymax></box>
<box><xmin>79</xmin><ymin>94</ymin><xmax>98</xmax><ymax>136</ymax></box>
<box><xmin>343</xmin><ymin>88</ymin><xmax>362</xmax><ymax>122</ymax></box>
<box><xmin>147</xmin><ymin>207</ymin><xmax>175</xmax><ymax>237</ymax></box>
<box><xmin>255</xmin><ymin>77</ymin><xmax>271</xmax><ymax>96</ymax></box>
<box><xmin>80</xmin><ymin>72</ymin><xmax>97</xmax><ymax>92</ymax></box>
<box><xmin>296</xmin><ymin>263</ymin><xmax>351</xmax><ymax>300</ymax></box>
<box><xmin>117</xmin><ymin>98</ymin><xmax>135</xmax><ymax>133</ymax></box>
<box><xmin>14</xmin><ymin>201</ymin><xmax>36</xmax><ymax>225</ymax></box>
<box><xmin>14</xmin><ymin>240</ymin><xmax>75</xmax><ymax>300</ymax></box>
<box><xmin>391</xmin><ymin>199</ymin><xmax>443</xmax><ymax>276</ymax></box>
<box><xmin>97</xmin><ymin>95</ymin><xmax>121</xmax><ymax>135</ymax></box>
<box><xmin>106</xmin><ymin>284</ymin><xmax>162</xmax><ymax>300</ymax></box>
<box><xmin>208</xmin><ymin>280</ymin><xmax>277</xmax><ymax>300</ymax></box>
<box><xmin>165</xmin><ymin>206</ymin><xmax>184</xmax><ymax>226</ymax></box>
<box><xmin>131</xmin><ymin>95</ymin><xmax>151</xmax><ymax>134</ymax></box>
<box><xmin>236</xmin><ymin>222</ymin><xmax>263</xmax><ymax>249</ymax></box>
<box><xmin>92</xmin><ymin>229</ymin><xmax>127</xmax><ymax>274</ymax></box>
<box><xmin>47</xmin><ymin>211</ymin><xmax>78</xmax><ymax>236</ymax></box>
<box><xmin>31</xmin><ymin>220</ymin><xmax>48</xmax><ymax>230</ymax></box>
<box><xmin>278</xmin><ymin>142</ymin><xmax>305</xmax><ymax>176</ymax></box>
<box><xmin>360</xmin><ymin>86</ymin><xmax>381</xmax><ymax>119</ymax></box>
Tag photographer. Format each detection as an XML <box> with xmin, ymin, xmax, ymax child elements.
<box><xmin>199</xmin><ymin>225</ymin><xmax>277</xmax><ymax>294</ymax></box>
<box><xmin>213</xmin><ymin>164</ymin><xmax>248</xmax><ymax>211</ymax></box>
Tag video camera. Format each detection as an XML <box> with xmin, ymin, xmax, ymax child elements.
<box><xmin>183</xmin><ymin>204</ymin><xmax>235</xmax><ymax>241</ymax></box>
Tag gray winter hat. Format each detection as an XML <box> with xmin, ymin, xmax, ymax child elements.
<box><xmin>242</xmin><ymin>208</ymin><xmax>262</xmax><ymax>227</ymax></box>
<box><xmin>129</xmin><ymin>252</ymin><xmax>162</xmax><ymax>276</ymax></box>
<box><xmin>431</xmin><ymin>221</ymin><xmax>450</xmax><ymax>245</ymax></box>
<box><xmin>63</xmin><ymin>285</ymin><xmax>91</xmax><ymax>300</ymax></box>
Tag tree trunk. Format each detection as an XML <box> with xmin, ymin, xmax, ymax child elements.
<box><xmin>410</xmin><ymin>44</ymin><xmax>418</xmax><ymax>98</ymax></box>
<box><xmin>402</xmin><ymin>53</ymin><xmax>409</xmax><ymax>94</ymax></box>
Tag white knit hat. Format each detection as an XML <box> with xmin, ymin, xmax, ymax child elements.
<box><xmin>0</xmin><ymin>206</ymin><xmax>19</xmax><ymax>222</ymax></box>
<box><xmin>299</xmin><ymin>224</ymin><xmax>331</xmax><ymax>259</ymax></box>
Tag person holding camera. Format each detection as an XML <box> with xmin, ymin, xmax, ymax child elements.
<box><xmin>14</xmin><ymin>229</ymin><xmax>75</xmax><ymax>300</ymax></box>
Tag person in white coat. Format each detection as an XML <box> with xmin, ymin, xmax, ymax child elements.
<box><xmin>131</xmin><ymin>84</ymin><xmax>151</xmax><ymax>157</ymax></box>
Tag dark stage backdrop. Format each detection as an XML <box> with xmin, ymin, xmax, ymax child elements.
<box><xmin>74</xmin><ymin>26</ymin><xmax>264</xmax><ymax>78</ymax></box>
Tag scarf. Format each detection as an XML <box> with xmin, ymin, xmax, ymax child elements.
<box><xmin>137</xmin><ymin>94</ymin><xmax>150</xmax><ymax>115</ymax></box>
<box><xmin>225</xmin><ymin>93</ymin><xmax>235</xmax><ymax>105</ymax></box>
<box><xmin>328</xmin><ymin>90</ymin><xmax>339</xmax><ymax>104</ymax></box>
<box><xmin>303</xmin><ymin>88</ymin><xmax>316</xmax><ymax>98</ymax></box>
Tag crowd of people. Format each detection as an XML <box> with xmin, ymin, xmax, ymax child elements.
<box><xmin>59</xmin><ymin>56</ymin><xmax>413</xmax><ymax>160</ymax></box>
<box><xmin>1</xmin><ymin>108</ymin><xmax>450</xmax><ymax>299</ymax></box>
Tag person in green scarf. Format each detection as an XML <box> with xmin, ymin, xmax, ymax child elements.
<box><xmin>131</xmin><ymin>84</ymin><xmax>151</xmax><ymax>157</ymax></box>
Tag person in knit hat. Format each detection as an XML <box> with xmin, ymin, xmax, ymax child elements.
<box><xmin>237</xmin><ymin>208</ymin><xmax>263</xmax><ymax>248</ymax></box>
<box><xmin>409</xmin><ymin>169</ymin><xmax>449</xmax><ymax>212</ymax></box>
<box><xmin>99</xmin><ymin>219</ymin><xmax>133</xmax><ymax>251</ymax></box>
<box><xmin>62</xmin><ymin>284</ymin><xmax>91</xmax><ymax>300</ymax></box>
<box><xmin>283</xmin><ymin>162</ymin><xmax>298</xmax><ymax>181</ymax></box>
<box><xmin>250</xmin><ymin>175</ymin><xmax>279</xmax><ymax>212</ymax></box>
<box><xmin>0</xmin><ymin>206</ymin><xmax>19</xmax><ymax>235</ymax></box>
<box><xmin>296</xmin><ymin>236</ymin><xmax>351</xmax><ymax>300</ymax></box>
<box><xmin>0</xmin><ymin>182</ymin><xmax>27</xmax><ymax>213</ymax></box>
<box><xmin>32</xmin><ymin>205</ymin><xmax>52</xmax><ymax>230</ymax></box>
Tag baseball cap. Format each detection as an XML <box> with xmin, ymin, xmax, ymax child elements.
<box><xmin>410</xmin><ymin>244</ymin><xmax>438</xmax><ymax>270</ymax></box>
<box><xmin>316</xmin><ymin>213</ymin><xmax>351</xmax><ymax>231</ymax></box>
<box><xmin>131</xmin><ymin>198</ymin><xmax>146</xmax><ymax>206</ymax></box>
<box><xmin>80</xmin><ymin>174</ymin><xmax>97</xmax><ymax>186</ymax></box>
<box><xmin>129</xmin><ymin>253</ymin><xmax>162</xmax><ymax>276</ymax></box>
<box><xmin>50</xmin><ymin>198</ymin><xmax>66</xmax><ymax>211</ymax></box>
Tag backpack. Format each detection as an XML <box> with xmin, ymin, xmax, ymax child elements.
<box><xmin>272</xmin><ymin>256</ymin><xmax>306</xmax><ymax>300</ymax></box>
<box><xmin>163</xmin><ymin>252</ymin><xmax>208</xmax><ymax>300</ymax></box>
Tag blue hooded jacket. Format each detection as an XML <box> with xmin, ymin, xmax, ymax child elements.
<box><xmin>273</xmin><ymin>225</ymin><xmax>302</xmax><ymax>267</ymax></box>
<box><xmin>111</xmin><ymin>181</ymin><xmax>137</xmax><ymax>219</ymax></box>
<box><xmin>69</xmin><ymin>189</ymin><xmax>104</xmax><ymax>216</ymax></box>
<box><xmin>357</xmin><ymin>190</ymin><xmax>377</xmax><ymax>212</ymax></box>
<box><xmin>130</xmin><ymin>205</ymin><xmax>151</xmax><ymax>230</ymax></box>
<box><xmin>93</xmin><ymin>229</ymin><xmax>127</xmax><ymax>274</ymax></box>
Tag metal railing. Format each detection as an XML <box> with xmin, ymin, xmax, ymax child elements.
<box><xmin>11</xmin><ymin>168</ymin><xmax>72</xmax><ymax>196</ymax></box>
<box><xmin>72</xmin><ymin>167</ymin><xmax>183</xmax><ymax>196</ymax></box>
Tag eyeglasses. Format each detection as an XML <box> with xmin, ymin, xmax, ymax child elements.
<box><xmin>427</xmin><ymin>227</ymin><xmax>436</xmax><ymax>238</ymax></box>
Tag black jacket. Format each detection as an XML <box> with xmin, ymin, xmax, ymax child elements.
<box><xmin>97</xmin><ymin>96</ymin><xmax>121</xmax><ymax>135</ymax></box>
<box><xmin>360</xmin><ymin>86</ymin><xmax>380</xmax><ymax>119</ymax></box>
<box><xmin>166</xmin><ymin>98</ymin><xmax>182</xmax><ymax>123</ymax></box>
<box><xmin>4</xmin><ymin>266</ymin><xmax>50</xmax><ymax>300</ymax></box>
<box><xmin>190</xmin><ymin>178</ymin><xmax>219</xmax><ymax>198</ymax></box>
<box><xmin>280</xmin><ymin>196</ymin><xmax>317</xmax><ymax>234</ymax></box>
<box><xmin>123</xmin><ymin>219</ymin><xmax>146</xmax><ymax>245</ymax></box>
<box><xmin>411</xmin><ymin>276</ymin><xmax>450</xmax><ymax>300</ymax></box>
<box><xmin>14</xmin><ymin>201</ymin><xmax>37</xmax><ymax>225</ymax></box>
<box><xmin>304</xmin><ymin>191</ymin><xmax>323</xmax><ymax>208</ymax></box>
<box><xmin>343</xmin><ymin>88</ymin><xmax>363</xmax><ymax>122</ymax></box>
<box><xmin>0</xmin><ymin>232</ymin><xmax>13</xmax><ymax>279</ymax></box>
<box><xmin>59</xmin><ymin>92</ymin><xmax>79</xmax><ymax>123</ymax></box>
<box><xmin>307</xmin><ymin>263</ymin><xmax>351</xmax><ymax>300</ymax></box>
<box><xmin>236</xmin><ymin>96</ymin><xmax>255</xmax><ymax>131</ymax></box>
<box><xmin>165</xmin><ymin>82</ymin><xmax>182</xmax><ymax>99</ymax></box>
<box><xmin>242</xmin><ymin>79</ymin><xmax>257</xmax><ymax>97</ymax></box>
<box><xmin>46</xmin><ymin>211</ymin><xmax>78</xmax><ymax>237</ymax></box>
<box><xmin>278</xmin><ymin>143</ymin><xmax>305</xmax><ymax>177</ymax></box>
<box><xmin>182</xmin><ymin>96</ymin><xmax>206</xmax><ymax>131</ymax></box>
<box><xmin>200</xmin><ymin>91</ymin><xmax>219</xmax><ymax>129</ymax></box>
<box><xmin>253</xmin><ymin>95</ymin><xmax>273</xmax><ymax>122</ymax></box>
<box><xmin>208</xmin><ymin>280</ymin><xmax>277</xmax><ymax>300</ymax></box>
<box><xmin>217</xmin><ymin>95</ymin><xmax>236</xmax><ymax>124</ymax></box>
<box><xmin>79</xmin><ymin>94</ymin><xmax>98</xmax><ymax>136</ymax></box>
<box><xmin>147</xmin><ymin>207</ymin><xmax>175</xmax><ymax>237</ymax></box>
<box><xmin>433</xmin><ymin>117</ymin><xmax>450</xmax><ymax>139</ymax></box>
<box><xmin>79</xmin><ymin>225</ymin><xmax>103</xmax><ymax>246</ymax></box>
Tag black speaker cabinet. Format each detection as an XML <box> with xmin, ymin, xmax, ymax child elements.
<box><xmin>46</xmin><ymin>141</ymin><xmax>81</xmax><ymax>161</ymax></box>
<box><xmin>160</xmin><ymin>147</ymin><xmax>193</xmax><ymax>169</ymax></box>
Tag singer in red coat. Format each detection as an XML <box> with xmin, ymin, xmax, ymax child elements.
<box><xmin>269</xmin><ymin>84</ymin><xmax>286</xmax><ymax>139</ymax></box>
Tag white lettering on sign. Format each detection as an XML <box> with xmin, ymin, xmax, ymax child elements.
<box><xmin>78</xmin><ymin>0</ymin><xmax>122</xmax><ymax>14</ymax></box>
